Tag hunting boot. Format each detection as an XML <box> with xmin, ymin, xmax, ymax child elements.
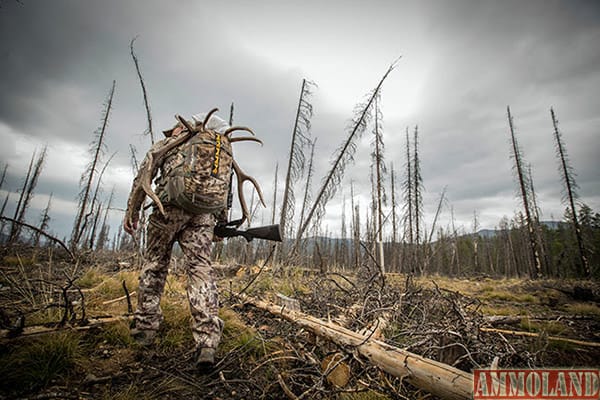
<box><xmin>131</xmin><ymin>329</ymin><xmax>157</xmax><ymax>346</ymax></box>
<box><xmin>194</xmin><ymin>347</ymin><xmax>216</xmax><ymax>369</ymax></box>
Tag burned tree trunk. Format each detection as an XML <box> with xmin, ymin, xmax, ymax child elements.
<box><xmin>10</xmin><ymin>147</ymin><xmax>46</xmax><ymax>243</ymax></box>
<box><xmin>293</xmin><ymin>61</ymin><xmax>398</xmax><ymax>252</ymax></box>
<box><xmin>551</xmin><ymin>108</ymin><xmax>590</xmax><ymax>277</ymax></box>
<box><xmin>71</xmin><ymin>80</ymin><xmax>115</xmax><ymax>249</ymax></box>
<box><xmin>506</xmin><ymin>106</ymin><xmax>543</xmax><ymax>278</ymax></box>
<box><xmin>280</xmin><ymin>78</ymin><xmax>315</xmax><ymax>240</ymax></box>
<box><xmin>130</xmin><ymin>37</ymin><xmax>154</xmax><ymax>145</ymax></box>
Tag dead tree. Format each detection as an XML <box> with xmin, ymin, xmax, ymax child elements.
<box><xmin>0</xmin><ymin>163</ymin><xmax>7</xmax><ymax>191</ymax></box>
<box><xmin>280</xmin><ymin>78</ymin><xmax>315</xmax><ymax>239</ymax></box>
<box><xmin>370</xmin><ymin>93</ymin><xmax>387</xmax><ymax>274</ymax></box>
<box><xmin>10</xmin><ymin>146</ymin><xmax>46</xmax><ymax>243</ymax></box>
<box><xmin>295</xmin><ymin>138</ymin><xmax>317</xmax><ymax>250</ymax></box>
<box><xmin>424</xmin><ymin>187</ymin><xmax>447</xmax><ymax>273</ymax></box>
<box><xmin>506</xmin><ymin>106</ymin><xmax>543</xmax><ymax>278</ymax></box>
<box><xmin>450</xmin><ymin>206</ymin><xmax>461</xmax><ymax>276</ymax></box>
<box><xmin>413</xmin><ymin>126</ymin><xmax>424</xmax><ymax>273</ymax></box>
<box><xmin>293</xmin><ymin>60</ymin><xmax>398</xmax><ymax>253</ymax></box>
<box><xmin>84</xmin><ymin>152</ymin><xmax>117</xmax><ymax>249</ymax></box>
<box><xmin>528</xmin><ymin>163</ymin><xmax>550</xmax><ymax>275</ymax></box>
<box><xmin>390</xmin><ymin>163</ymin><xmax>398</xmax><ymax>270</ymax></box>
<box><xmin>402</xmin><ymin>128</ymin><xmax>414</xmax><ymax>272</ymax></box>
<box><xmin>96</xmin><ymin>187</ymin><xmax>114</xmax><ymax>251</ymax></box>
<box><xmin>71</xmin><ymin>80</ymin><xmax>115</xmax><ymax>249</ymax></box>
<box><xmin>130</xmin><ymin>36</ymin><xmax>154</xmax><ymax>145</ymax></box>
<box><xmin>271</xmin><ymin>162</ymin><xmax>278</xmax><ymax>225</ymax></box>
<box><xmin>350</xmin><ymin>181</ymin><xmax>361</xmax><ymax>270</ymax></box>
<box><xmin>0</xmin><ymin>193</ymin><xmax>8</xmax><ymax>237</ymax></box>
<box><xmin>9</xmin><ymin>151</ymin><xmax>35</xmax><ymax>243</ymax></box>
<box><xmin>551</xmin><ymin>108</ymin><xmax>590</xmax><ymax>277</ymax></box>
<box><xmin>32</xmin><ymin>193</ymin><xmax>52</xmax><ymax>246</ymax></box>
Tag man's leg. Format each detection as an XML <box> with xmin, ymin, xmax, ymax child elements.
<box><xmin>179</xmin><ymin>213</ymin><xmax>223</xmax><ymax>360</ymax></box>
<box><xmin>133</xmin><ymin>208</ymin><xmax>178</xmax><ymax>342</ymax></box>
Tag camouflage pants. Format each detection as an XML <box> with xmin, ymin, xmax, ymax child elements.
<box><xmin>135</xmin><ymin>205</ymin><xmax>224</xmax><ymax>350</ymax></box>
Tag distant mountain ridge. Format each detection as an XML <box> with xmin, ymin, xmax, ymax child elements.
<box><xmin>475</xmin><ymin>220</ymin><xmax>565</xmax><ymax>238</ymax></box>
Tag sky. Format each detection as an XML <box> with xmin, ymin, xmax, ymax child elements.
<box><xmin>0</xmin><ymin>0</ymin><xmax>599</xmax><ymax>243</ymax></box>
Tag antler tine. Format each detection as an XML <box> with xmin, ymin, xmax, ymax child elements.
<box><xmin>230</xmin><ymin>137</ymin><xmax>263</xmax><ymax>145</ymax></box>
<box><xmin>176</xmin><ymin>114</ymin><xmax>197</xmax><ymax>133</ymax></box>
<box><xmin>139</xmin><ymin>129</ymin><xmax>194</xmax><ymax>216</ymax></box>
<box><xmin>203</xmin><ymin>108</ymin><xmax>220</xmax><ymax>127</ymax></box>
<box><xmin>224</xmin><ymin>126</ymin><xmax>255</xmax><ymax>137</ymax></box>
<box><xmin>232</xmin><ymin>159</ymin><xmax>266</xmax><ymax>224</ymax></box>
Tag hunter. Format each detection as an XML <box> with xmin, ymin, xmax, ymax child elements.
<box><xmin>123</xmin><ymin>110</ymin><xmax>259</xmax><ymax>368</ymax></box>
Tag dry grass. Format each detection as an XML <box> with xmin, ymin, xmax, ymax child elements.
<box><xmin>563</xmin><ymin>302</ymin><xmax>600</xmax><ymax>316</ymax></box>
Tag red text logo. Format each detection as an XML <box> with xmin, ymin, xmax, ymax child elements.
<box><xmin>474</xmin><ymin>369</ymin><xmax>599</xmax><ymax>400</ymax></box>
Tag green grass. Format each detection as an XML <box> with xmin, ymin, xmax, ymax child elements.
<box><xmin>76</xmin><ymin>267</ymin><xmax>105</xmax><ymax>289</ymax></box>
<box><xmin>219</xmin><ymin>307</ymin><xmax>274</xmax><ymax>360</ymax></box>
<box><xmin>0</xmin><ymin>332</ymin><xmax>82</xmax><ymax>395</ymax></box>
<box><xmin>99</xmin><ymin>319</ymin><xmax>136</xmax><ymax>347</ymax></box>
<box><xmin>158</xmin><ymin>300</ymin><xmax>193</xmax><ymax>350</ymax></box>
<box><xmin>480</xmin><ymin>289</ymin><xmax>536</xmax><ymax>303</ymax></box>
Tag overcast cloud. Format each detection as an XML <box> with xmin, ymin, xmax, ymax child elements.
<box><xmin>0</xmin><ymin>0</ymin><xmax>599</xmax><ymax>241</ymax></box>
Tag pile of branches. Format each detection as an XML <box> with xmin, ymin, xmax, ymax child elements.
<box><xmin>292</xmin><ymin>271</ymin><xmax>541</xmax><ymax>371</ymax></box>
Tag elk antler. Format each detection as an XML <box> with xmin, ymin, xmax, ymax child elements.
<box><xmin>224</xmin><ymin>126</ymin><xmax>255</xmax><ymax>137</ymax></box>
<box><xmin>139</xmin><ymin>115</ymin><xmax>198</xmax><ymax>215</ymax></box>
<box><xmin>176</xmin><ymin>114</ymin><xmax>198</xmax><ymax>133</ymax></box>
<box><xmin>232</xmin><ymin>159</ymin><xmax>266</xmax><ymax>225</ymax></box>
<box><xmin>230</xmin><ymin>137</ymin><xmax>263</xmax><ymax>145</ymax></box>
<box><xmin>203</xmin><ymin>107</ymin><xmax>220</xmax><ymax>127</ymax></box>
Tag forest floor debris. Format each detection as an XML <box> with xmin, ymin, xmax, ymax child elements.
<box><xmin>1</xmin><ymin>249</ymin><xmax>599</xmax><ymax>399</ymax></box>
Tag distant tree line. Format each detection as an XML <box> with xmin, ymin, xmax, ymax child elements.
<box><xmin>0</xmin><ymin>55</ymin><xmax>597</xmax><ymax>280</ymax></box>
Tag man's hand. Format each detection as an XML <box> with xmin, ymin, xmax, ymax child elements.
<box><xmin>124</xmin><ymin>215</ymin><xmax>138</xmax><ymax>236</ymax></box>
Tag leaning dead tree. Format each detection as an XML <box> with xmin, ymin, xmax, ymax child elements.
<box><xmin>292</xmin><ymin>60</ymin><xmax>399</xmax><ymax>253</ymax></box>
<box><xmin>9</xmin><ymin>151</ymin><xmax>35</xmax><ymax>243</ymax></box>
<box><xmin>0</xmin><ymin>163</ymin><xmax>7</xmax><ymax>192</ymax></box>
<box><xmin>71</xmin><ymin>81</ymin><xmax>115</xmax><ymax>249</ymax></box>
<box><xmin>280</xmin><ymin>79</ymin><xmax>315</xmax><ymax>241</ymax></box>
<box><xmin>551</xmin><ymin>108</ymin><xmax>590</xmax><ymax>277</ymax></box>
<box><xmin>506</xmin><ymin>106</ymin><xmax>543</xmax><ymax>278</ymax></box>
<box><xmin>130</xmin><ymin>36</ymin><xmax>154</xmax><ymax>145</ymax></box>
<box><xmin>295</xmin><ymin>137</ymin><xmax>317</xmax><ymax>245</ymax></box>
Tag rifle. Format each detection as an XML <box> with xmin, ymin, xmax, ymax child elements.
<box><xmin>214</xmin><ymin>221</ymin><xmax>282</xmax><ymax>242</ymax></box>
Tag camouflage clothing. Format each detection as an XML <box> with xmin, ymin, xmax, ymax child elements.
<box><xmin>126</xmin><ymin>133</ymin><xmax>224</xmax><ymax>351</ymax></box>
<box><xmin>135</xmin><ymin>206</ymin><xmax>223</xmax><ymax>350</ymax></box>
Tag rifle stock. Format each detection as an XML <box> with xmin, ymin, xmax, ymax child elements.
<box><xmin>214</xmin><ymin>223</ymin><xmax>282</xmax><ymax>242</ymax></box>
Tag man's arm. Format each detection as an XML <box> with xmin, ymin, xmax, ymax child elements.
<box><xmin>123</xmin><ymin>140</ymin><xmax>166</xmax><ymax>235</ymax></box>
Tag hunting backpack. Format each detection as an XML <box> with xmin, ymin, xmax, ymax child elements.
<box><xmin>161</xmin><ymin>126</ymin><xmax>233</xmax><ymax>215</ymax></box>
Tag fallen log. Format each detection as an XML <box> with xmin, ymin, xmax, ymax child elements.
<box><xmin>244</xmin><ymin>295</ymin><xmax>473</xmax><ymax>400</ymax></box>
